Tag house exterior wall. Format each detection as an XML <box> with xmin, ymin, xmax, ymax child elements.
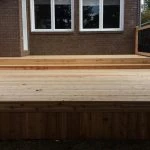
<box><xmin>0</xmin><ymin>0</ymin><xmax>21</xmax><ymax>56</ymax></box>
<box><xmin>0</xmin><ymin>0</ymin><xmax>140</xmax><ymax>56</ymax></box>
<box><xmin>0</xmin><ymin>0</ymin><xmax>28</xmax><ymax>57</ymax></box>
<box><xmin>29</xmin><ymin>0</ymin><xmax>140</xmax><ymax>55</ymax></box>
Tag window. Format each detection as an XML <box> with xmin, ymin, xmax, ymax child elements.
<box><xmin>103</xmin><ymin>0</ymin><xmax>120</xmax><ymax>28</ymax></box>
<box><xmin>80</xmin><ymin>0</ymin><xmax>124</xmax><ymax>31</ymax></box>
<box><xmin>83</xmin><ymin>0</ymin><xmax>99</xmax><ymax>29</ymax></box>
<box><xmin>30</xmin><ymin>0</ymin><xmax>74</xmax><ymax>32</ymax></box>
<box><xmin>55</xmin><ymin>0</ymin><xmax>72</xmax><ymax>29</ymax></box>
<box><xmin>34</xmin><ymin>0</ymin><xmax>51</xmax><ymax>29</ymax></box>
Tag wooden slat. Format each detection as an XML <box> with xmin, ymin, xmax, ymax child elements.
<box><xmin>67</xmin><ymin>112</ymin><xmax>80</xmax><ymax>139</ymax></box>
<box><xmin>135</xmin><ymin>26</ymin><xmax>139</xmax><ymax>54</ymax></box>
<box><xmin>0</xmin><ymin>69</ymin><xmax>150</xmax><ymax>102</ymax></box>
<box><xmin>0</xmin><ymin>55</ymin><xmax>149</xmax><ymax>70</ymax></box>
<box><xmin>135</xmin><ymin>52</ymin><xmax>150</xmax><ymax>57</ymax></box>
<box><xmin>0</xmin><ymin>107</ymin><xmax>150</xmax><ymax>140</ymax></box>
<box><xmin>138</xmin><ymin>25</ymin><xmax>150</xmax><ymax>30</ymax></box>
<box><xmin>0</xmin><ymin>69</ymin><xmax>150</xmax><ymax>140</ymax></box>
<box><xmin>27</xmin><ymin>112</ymin><xmax>47</xmax><ymax>139</ymax></box>
<box><xmin>0</xmin><ymin>113</ymin><xmax>10</xmax><ymax>140</ymax></box>
<box><xmin>0</xmin><ymin>64</ymin><xmax>150</xmax><ymax>69</ymax></box>
<box><xmin>46</xmin><ymin>113</ymin><xmax>58</xmax><ymax>139</ymax></box>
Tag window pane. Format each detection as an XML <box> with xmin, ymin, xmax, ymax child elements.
<box><xmin>55</xmin><ymin>0</ymin><xmax>71</xmax><ymax>29</ymax></box>
<box><xmin>34</xmin><ymin>0</ymin><xmax>51</xmax><ymax>29</ymax></box>
<box><xmin>103</xmin><ymin>0</ymin><xmax>120</xmax><ymax>28</ymax></box>
<box><xmin>83</xmin><ymin>0</ymin><xmax>99</xmax><ymax>29</ymax></box>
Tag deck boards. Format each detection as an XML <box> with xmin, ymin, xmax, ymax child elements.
<box><xmin>0</xmin><ymin>69</ymin><xmax>150</xmax><ymax>140</ymax></box>
<box><xmin>0</xmin><ymin>69</ymin><xmax>150</xmax><ymax>102</ymax></box>
<box><xmin>0</xmin><ymin>55</ymin><xmax>150</xmax><ymax>69</ymax></box>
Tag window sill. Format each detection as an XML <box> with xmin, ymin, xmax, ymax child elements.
<box><xmin>78</xmin><ymin>30</ymin><xmax>124</xmax><ymax>34</ymax></box>
<box><xmin>30</xmin><ymin>31</ymin><xmax>75</xmax><ymax>35</ymax></box>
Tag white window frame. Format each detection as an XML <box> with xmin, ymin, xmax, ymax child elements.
<box><xmin>30</xmin><ymin>0</ymin><xmax>74</xmax><ymax>32</ymax></box>
<box><xmin>79</xmin><ymin>0</ymin><xmax>124</xmax><ymax>32</ymax></box>
<box><xmin>22</xmin><ymin>0</ymin><xmax>28</xmax><ymax>51</ymax></box>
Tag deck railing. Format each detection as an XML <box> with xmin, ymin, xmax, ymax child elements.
<box><xmin>135</xmin><ymin>24</ymin><xmax>150</xmax><ymax>56</ymax></box>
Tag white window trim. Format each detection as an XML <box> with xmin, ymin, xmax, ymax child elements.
<box><xmin>30</xmin><ymin>0</ymin><xmax>74</xmax><ymax>32</ymax></box>
<box><xmin>22</xmin><ymin>0</ymin><xmax>28</xmax><ymax>51</ymax></box>
<box><xmin>79</xmin><ymin>0</ymin><xmax>124</xmax><ymax>32</ymax></box>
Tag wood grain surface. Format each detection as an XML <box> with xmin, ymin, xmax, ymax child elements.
<box><xmin>0</xmin><ymin>69</ymin><xmax>150</xmax><ymax>140</ymax></box>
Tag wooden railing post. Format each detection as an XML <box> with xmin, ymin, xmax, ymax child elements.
<box><xmin>135</xmin><ymin>26</ymin><xmax>139</xmax><ymax>54</ymax></box>
<box><xmin>136</xmin><ymin>24</ymin><xmax>150</xmax><ymax>56</ymax></box>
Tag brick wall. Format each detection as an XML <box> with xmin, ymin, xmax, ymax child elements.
<box><xmin>0</xmin><ymin>0</ymin><xmax>140</xmax><ymax>56</ymax></box>
<box><xmin>0</xmin><ymin>0</ymin><xmax>29</xmax><ymax>57</ymax></box>
<box><xmin>0</xmin><ymin>0</ymin><xmax>21</xmax><ymax>56</ymax></box>
<box><xmin>29</xmin><ymin>0</ymin><xmax>140</xmax><ymax>55</ymax></box>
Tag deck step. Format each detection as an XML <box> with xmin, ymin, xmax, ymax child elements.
<box><xmin>0</xmin><ymin>55</ymin><xmax>149</xmax><ymax>69</ymax></box>
<box><xmin>0</xmin><ymin>64</ymin><xmax>150</xmax><ymax>69</ymax></box>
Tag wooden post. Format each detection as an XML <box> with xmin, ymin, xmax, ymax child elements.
<box><xmin>135</xmin><ymin>25</ymin><xmax>150</xmax><ymax>57</ymax></box>
<box><xmin>135</xmin><ymin>26</ymin><xmax>139</xmax><ymax>54</ymax></box>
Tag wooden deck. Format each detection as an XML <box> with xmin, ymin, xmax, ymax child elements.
<box><xmin>0</xmin><ymin>55</ymin><xmax>150</xmax><ymax>140</ymax></box>
<box><xmin>0</xmin><ymin>69</ymin><xmax>150</xmax><ymax>102</ymax></box>
<box><xmin>0</xmin><ymin>55</ymin><xmax>150</xmax><ymax>69</ymax></box>
<box><xmin>0</xmin><ymin>69</ymin><xmax>150</xmax><ymax>140</ymax></box>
